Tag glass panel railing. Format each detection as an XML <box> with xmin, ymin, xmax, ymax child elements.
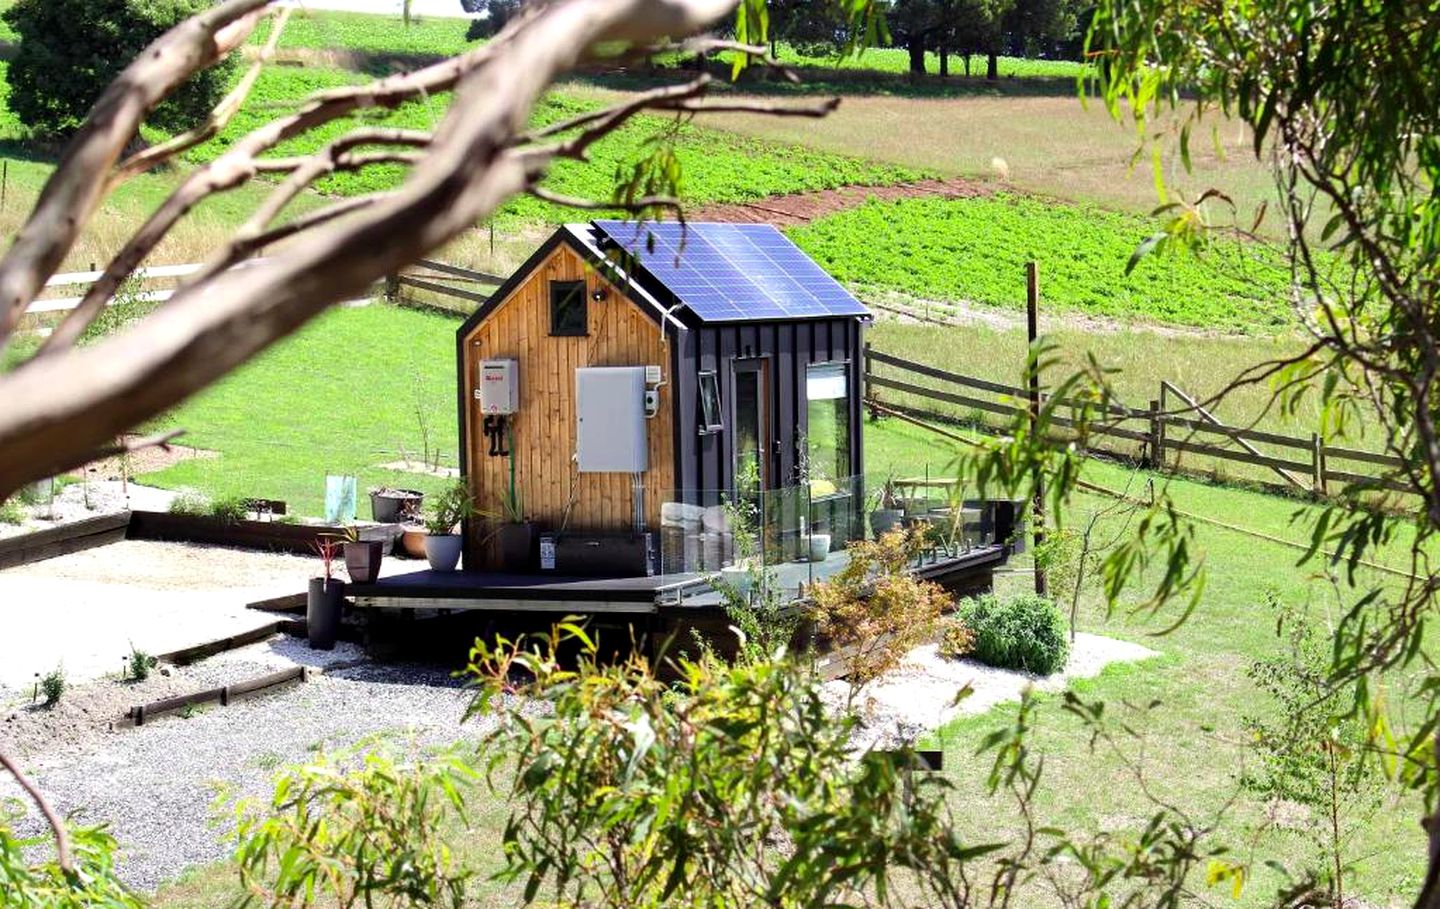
<box><xmin>652</xmin><ymin>472</ymin><xmax>1023</xmax><ymax>606</ymax></box>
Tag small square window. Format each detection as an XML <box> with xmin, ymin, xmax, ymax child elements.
<box><xmin>550</xmin><ymin>280</ymin><xmax>587</xmax><ymax>336</ymax></box>
<box><xmin>698</xmin><ymin>371</ymin><xmax>723</xmax><ymax>433</ymax></box>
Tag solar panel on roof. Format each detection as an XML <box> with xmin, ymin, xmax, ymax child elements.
<box><xmin>592</xmin><ymin>220</ymin><xmax>869</xmax><ymax>323</ymax></box>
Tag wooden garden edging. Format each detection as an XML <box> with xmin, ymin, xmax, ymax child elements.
<box><xmin>125</xmin><ymin>511</ymin><xmax>378</xmax><ymax>554</ymax></box>
<box><xmin>127</xmin><ymin>666</ymin><xmax>309</xmax><ymax>726</ymax></box>
<box><xmin>0</xmin><ymin>512</ymin><xmax>131</xmax><ymax>570</ymax></box>
<box><xmin>864</xmin><ymin>343</ymin><xmax>1411</xmax><ymax>497</ymax></box>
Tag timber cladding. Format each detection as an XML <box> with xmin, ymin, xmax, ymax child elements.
<box><xmin>460</xmin><ymin>243</ymin><xmax>674</xmax><ymax>565</ymax></box>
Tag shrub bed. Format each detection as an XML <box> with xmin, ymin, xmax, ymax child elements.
<box><xmin>956</xmin><ymin>593</ymin><xmax>1069</xmax><ymax>675</ymax></box>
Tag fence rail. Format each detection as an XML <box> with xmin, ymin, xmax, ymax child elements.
<box><xmin>863</xmin><ymin>343</ymin><xmax>1411</xmax><ymax>497</ymax></box>
<box><xmin>22</xmin><ymin>257</ymin><xmax>500</xmax><ymax>317</ymax></box>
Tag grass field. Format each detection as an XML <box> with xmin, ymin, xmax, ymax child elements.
<box><xmin>791</xmin><ymin>195</ymin><xmax>1294</xmax><ymax>331</ymax></box>
<box><xmin>134</xmin><ymin>308</ymin><xmax>1424</xmax><ymax>906</ymax></box>
<box><xmin>138</xmin><ymin>305</ymin><xmax>461</xmax><ymax>517</ymax></box>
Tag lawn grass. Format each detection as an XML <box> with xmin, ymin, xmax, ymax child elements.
<box><xmin>138</xmin><ymin>304</ymin><xmax>462</xmax><ymax>518</ymax></box>
<box><xmin>253</xmin><ymin>7</ymin><xmax>477</xmax><ymax>58</ymax></box>
<box><xmin>790</xmin><ymin>194</ymin><xmax>1294</xmax><ymax>331</ymax></box>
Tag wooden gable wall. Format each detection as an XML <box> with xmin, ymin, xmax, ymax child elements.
<box><xmin>460</xmin><ymin>243</ymin><xmax>675</xmax><ymax>567</ymax></box>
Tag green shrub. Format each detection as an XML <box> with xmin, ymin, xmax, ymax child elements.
<box><xmin>40</xmin><ymin>667</ymin><xmax>65</xmax><ymax>706</ymax></box>
<box><xmin>958</xmin><ymin>593</ymin><xmax>1069</xmax><ymax>675</ymax></box>
<box><xmin>0</xmin><ymin>498</ymin><xmax>24</xmax><ymax>525</ymax></box>
<box><xmin>937</xmin><ymin>619</ymin><xmax>975</xmax><ymax>660</ymax></box>
<box><xmin>209</xmin><ymin>495</ymin><xmax>249</xmax><ymax>523</ymax></box>
<box><xmin>168</xmin><ymin>489</ymin><xmax>209</xmax><ymax>516</ymax></box>
<box><xmin>128</xmin><ymin>647</ymin><xmax>157</xmax><ymax>681</ymax></box>
<box><xmin>2</xmin><ymin>0</ymin><xmax>239</xmax><ymax>138</ymax></box>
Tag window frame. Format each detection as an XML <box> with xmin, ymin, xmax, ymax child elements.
<box><xmin>697</xmin><ymin>370</ymin><xmax>723</xmax><ymax>435</ymax></box>
<box><xmin>804</xmin><ymin>360</ymin><xmax>851</xmax><ymax>483</ymax></box>
<box><xmin>548</xmin><ymin>279</ymin><xmax>588</xmax><ymax>337</ymax></box>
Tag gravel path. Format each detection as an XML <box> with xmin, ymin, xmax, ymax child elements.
<box><xmin>831</xmin><ymin>633</ymin><xmax>1159</xmax><ymax>749</ymax></box>
<box><xmin>1</xmin><ymin>639</ymin><xmax>494</xmax><ymax>893</ymax></box>
<box><xmin>0</xmin><ymin>541</ymin><xmax>320</xmax><ymax>688</ymax></box>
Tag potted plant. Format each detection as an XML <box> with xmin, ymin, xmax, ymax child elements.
<box><xmin>423</xmin><ymin>479</ymin><xmax>474</xmax><ymax>572</ymax></box>
<box><xmin>808</xmin><ymin>532</ymin><xmax>832</xmax><ymax>562</ymax></box>
<box><xmin>307</xmin><ymin>535</ymin><xmax>345</xmax><ymax>650</ymax></box>
<box><xmin>397</xmin><ymin>495</ymin><xmax>428</xmax><ymax>558</ymax></box>
<box><xmin>495</xmin><ymin>486</ymin><xmax>535</xmax><ymax>570</ymax></box>
<box><xmin>869</xmin><ymin>476</ymin><xmax>903</xmax><ymax>537</ymax></box>
<box><xmin>370</xmin><ymin>486</ymin><xmax>424</xmax><ymax>523</ymax></box>
<box><xmin>340</xmin><ymin>525</ymin><xmax>384</xmax><ymax>584</ymax></box>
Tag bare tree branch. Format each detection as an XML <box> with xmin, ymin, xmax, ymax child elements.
<box><xmin>109</xmin><ymin>5</ymin><xmax>294</xmax><ymax>187</ymax></box>
<box><xmin>0</xmin><ymin>743</ymin><xmax>72</xmax><ymax>873</ymax></box>
<box><xmin>0</xmin><ymin>0</ymin><xmax>274</xmax><ymax>347</ymax></box>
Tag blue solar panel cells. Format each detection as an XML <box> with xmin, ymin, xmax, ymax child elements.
<box><xmin>592</xmin><ymin>220</ymin><xmax>868</xmax><ymax>323</ymax></box>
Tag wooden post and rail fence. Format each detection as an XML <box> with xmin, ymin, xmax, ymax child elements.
<box><xmin>862</xmin><ymin>342</ymin><xmax>1411</xmax><ymax>498</ymax></box>
<box><xmin>22</xmin><ymin>258</ymin><xmax>503</xmax><ymax>317</ymax></box>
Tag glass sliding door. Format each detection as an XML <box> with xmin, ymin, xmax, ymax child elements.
<box><xmin>732</xmin><ymin>359</ymin><xmax>769</xmax><ymax>492</ymax></box>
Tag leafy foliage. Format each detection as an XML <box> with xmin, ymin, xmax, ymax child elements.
<box><xmin>232</xmin><ymin>749</ymin><xmax>477</xmax><ymax>908</ymax></box>
<box><xmin>465</xmin><ymin>625</ymin><xmax>987</xmax><ymax>909</ymax></box>
<box><xmin>1241</xmin><ymin>593</ymin><xmax>1381</xmax><ymax>902</ymax></box>
<box><xmin>958</xmin><ymin>592</ymin><xmax>1069</xmax><ymax>674</ymax></box>
<box><xmin>809</xmin><ymin>528</ymin><xmax>949</xmax><ymax>687</ymax></box>
<box><xmin>0</xmin><ymin>811</ymin><xmax>143</xmax><ymax>909</ymax></box>
<box><xmin>937</xmin><ymin>617</ymin><xmax>976</xmax><ymax>660</ymax></box>
<box><xmin>40</xmin><ymin>667</ymin><xmax>65</xmax><ymax>706</ymax></box>
<box><xmin>788</xmin><ymin>194</ymin><xmax>1295</xmax><ymax>331</ymax></box>
<box><xmin>2</xmin><ymin>0</ymin><xmax>238</xmax><ymax>138</ymax></box>
<box><xmin>423</xmin><ymin>479</ymin><xmax>476</xmax><ymax>535</ymax></box>
<box><xmin>128</xmin><ymin>646</ymin><xmax>157</xmax><ymax>682</ymax></box>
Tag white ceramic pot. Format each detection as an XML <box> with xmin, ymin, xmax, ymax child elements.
<box><xmin>808</xmin><ymin>534</ymin><xmax>832</xmax><ymax>562</ymax></box>
<box><xmin>424</xmin><ymin>534</ymin><xmax>463</xmax><ymax>571</ymax></box>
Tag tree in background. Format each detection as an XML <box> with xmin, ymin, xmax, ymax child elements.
<box><xmin>464</xmin><ymin>0</ymin><xmax>524</xmax><ymax>40</ymax></box>
<box><xmin>881</xmin><ymin>0</ymin><xmax>1082</xmax><ymax>79</ymax></box>
<box><xmin>2</xmin><ymin>0</ymin><xmax>239</xmax><ymax>139</ymax></box>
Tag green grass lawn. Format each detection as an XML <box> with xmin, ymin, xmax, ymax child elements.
<box><xmin>789</xmin><ymin>194</ymin><xmax>1295</xmax><ymax>332</ymax></box>
<box><xmin>139</xmin><ymin>305</ymin><xmax>462</xmax><ymax>517</ymax></box>
<box><xmin>253</xmin><ymin>7</ymin><xmax>477</xmax><ymax>58</ymax></box>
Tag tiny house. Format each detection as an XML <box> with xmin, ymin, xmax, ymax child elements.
<box><xmin>456</xmin><ymin>220</ymin><xmax>870</xmax><ymax>574</ymax></box>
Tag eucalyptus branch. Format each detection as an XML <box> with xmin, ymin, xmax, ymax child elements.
<box><xmin>0</xmin><ymin>743</ymin><xmax>72</xmax><ymax>873</ymax></box>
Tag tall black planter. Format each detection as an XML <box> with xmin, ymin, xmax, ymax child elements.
<box><xmin>307</xmin><ymin>577</ymin><xmax>345</xmax><ymax>650</ymax></box>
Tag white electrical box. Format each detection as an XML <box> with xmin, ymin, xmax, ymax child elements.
<box><xmin>576</xmin><ymin>367</ymin><xmax>647</xmax><ymax>472</ymax></box>
<box><xmin>478</xmin><ymin>359</ymin><xmax>519</xmax><ymax>414</ymax></box>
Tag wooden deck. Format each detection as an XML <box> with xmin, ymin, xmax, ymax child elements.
<box><xmin>346</xmin><ymin>544</ymin><xmax>1008</xmax><ymax>616</ymax></box>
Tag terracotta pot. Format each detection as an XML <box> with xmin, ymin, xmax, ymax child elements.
<box><xmin>400</xmin><ymin>525</ymin><xmax>428</xmax><ymax>559</ymax></box>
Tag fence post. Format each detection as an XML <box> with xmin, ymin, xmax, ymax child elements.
<box><xmin>383</xmin><ymin>273</ymin><xmax>400</xmax><ymax>303</ymax></box>
<box><xmin>1025</xmin><ymin>261</ymin><xmax>1046</xmax><ymax>597</ymax></box>
<box><xmin>1312</xmin><ymin>432</ymin><xmax>1327</xmax><ymax>497</ymax></box>
<box><xmin>1147</xmin><ymin>399</ymin><xmax>1162</xmax><ymax>468</ymax></box>
<box><xmin>864</xmin><ymin>342</ymin><xmax>878</xmax><ymax>421</ymax></box>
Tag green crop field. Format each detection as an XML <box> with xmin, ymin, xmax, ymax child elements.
<box><xmin>789</xmin><ymin>194</ymin><xmax>1295</xmax><ymax>331</ymax></box>
<box><xmin>187</xmin><ymin>66</ymin><xmax>921</xmax><ymax>225</ymax></box>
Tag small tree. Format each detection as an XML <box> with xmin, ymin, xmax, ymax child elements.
<box><xmin>3</xmin><ymin>0</ymin><xmax>239</xmax><ymax>138</ymax></box>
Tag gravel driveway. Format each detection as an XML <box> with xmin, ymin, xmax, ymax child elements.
<box><xmin>0</xmin><ymin>541</ymin><xmax>320</xmax><ymax>688</ymax></box>
<box><xmin>1</xmin><ymin>638</ymin><xmax>499</xmax><ymax>893</ymax></box>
